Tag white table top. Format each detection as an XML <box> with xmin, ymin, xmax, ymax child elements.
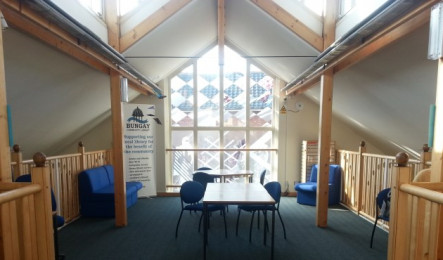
<box><xmin>203</xmin><ymin>183</ymin><xmax>275</xmax><ymax>205</ymax></box>
<box><xmin>196</xmin><ymin>169</ymin><xmax>253</xmax><ymax>176</ymax></box>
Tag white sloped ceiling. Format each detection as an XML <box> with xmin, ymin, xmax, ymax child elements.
<box><xmin>2</xmin><ymin>0</ymin><xmax>437</xmax><ymax>159</ymax></box>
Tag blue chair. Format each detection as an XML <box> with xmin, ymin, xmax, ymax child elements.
<box><xmin>175</xmin><ymin>181</ymin><xmax>227</xmax><ymax>238</ymax></box>
<box><xmin>370</xmin><ymin>188</ymin><xmax>391</xmax><ymax>248</ymax></box>
<box><xmin>235</xmin><ymin>181</ymin><xmax>286</xmax><ymax>242</ymax></box>
<box><xmin>197</xmin><ymin>167</ymin><xmax>212</xmax><ymax>170</ymax></box>
<box><xmin>295</xmin><ymin>164</ymin><xmax>342</xmax><ymax>206</ymax></box>
<box><xmin>192</xmin><ymin>171</ymin><xmax>216</xmax><ymax>190</ymax></box>
<box><xmin>15</xmin><ymin>174</ymin><xmax>65</xmax><ymax>259</ymax></box>
<box><xmin>259</xmin><ymin>169</ymin><xmax>266</xmax><ymax>185</ymax></box>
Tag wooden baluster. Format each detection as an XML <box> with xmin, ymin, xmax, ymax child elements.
<box><xmin>357</xmin><ymin>141</ymin><xmax>366</xmax><ymax>214</ymax></box>
<box><xmin>10</xmin><ymin>144</ymin><xmax>23</xmax><ymax>181</ymax></box>
<box><xmin>387</xmin><ymin>152</ymin><xmax>412</xmax><ymax>260</ymax></box>
<box><xmin>31</xmin><ymin>152</ymin><xmax>55</xmax><ymax>260</ymax></box>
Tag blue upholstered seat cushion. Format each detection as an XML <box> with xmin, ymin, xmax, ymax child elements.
<box><xmin>295</xmin><ymin>182</ymin><xmax>317</xmax><ymax>192</ymax></box>
<box><xmin>80</xmin><ymin>166</ymin><xmax>111</xmax><ymax>193</ymax></box>
<box><xmin>127</xmin><ymin>181</ymin><xmax>143</xmax><ymax>191</ymax></box>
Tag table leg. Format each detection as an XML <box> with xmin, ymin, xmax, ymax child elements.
<box><xmin>204</xmin><ymin>203</ymin><xmax>208</xmax><ymax>260</ymax></box>
<box><xmin>263</xmin><ymin>210</ymin><xmax>267</xmax><ymax>246</ymax></box>
<box><xmin>271</xmin><ymin>208</ymin><xmax>275</xmax><ymax>260</ymax></box>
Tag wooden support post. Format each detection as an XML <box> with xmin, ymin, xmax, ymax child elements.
<box><xmin>31</xmin><ymin>152</ymin><xmax>55</xmax><ymax>260</ymax></box>
<box><xmin>431</xmin><ymin>58</ymin><xmax>443</xmax><ymax>181</ymax></box>
<box><xmin>0</xmin><ymin>20</ymin><xmax>11</xmax><ymax>182</ymax></box>
<box><xmin>316</xmin><ymin>69</ymin><xmax>333</xmax><ymax>227</ymax></box>
<box><xmin>387</xmin><ymin>152</ymin><xmax>412</xmax><ymax>260</ymax></box>
<box><xmin>316</xmin><ymin>0</ymin><xmax>337</xmax><ymax>228</ymax></box>
<box><xmin>110</xmin><ymin>70</ymin><xmax>127</xmax><ymax>227</ymax></box>
<box><xmin>10</xmin><ymin>144</ymin><xmax>23</xmax><ymax>181</ymax></box>
<box><xmin>104</xmin><ymin>0</ymin><xmax>120</xmax><ymax>52</ymax></box>
<box><xmin>357</xmin><ymin>141</ymin><xmax>366</xmax><ymax>213</ymax></box>
<box><xmin>78</xmin><ymin>141</ymin><xmax>86</xmax><ymax>171</ymax></box>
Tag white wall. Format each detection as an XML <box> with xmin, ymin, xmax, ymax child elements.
<box><xmin>278</xmin><ymin>94</ymin><xmax>389</xmax><ymax>192</ymax></box>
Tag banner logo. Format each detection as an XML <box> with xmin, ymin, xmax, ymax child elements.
<box><xmin>126</xmin><ymin>106</ymin><xmax>150</xmax><ymax>130</ymax></box>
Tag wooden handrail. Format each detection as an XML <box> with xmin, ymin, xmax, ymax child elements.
<box><xmin>166</xmin><ymin>148</ymin><xmax>278</xmax><ymax>152</ymax></box>
<box><xmin>400</xmin><ymin>183</ymin><xmax>443</xmax><ymax>204</ymax></box>
<box><xmin>0</xmin><ymin>183</ymin><xmax>41</xmax><ymax>203</ymax></box>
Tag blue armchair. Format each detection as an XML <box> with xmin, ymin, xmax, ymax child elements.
<box><xmin>295</xmin><ymin>164</ymin><xmax>341</xmax><ymax>206</ymax></box>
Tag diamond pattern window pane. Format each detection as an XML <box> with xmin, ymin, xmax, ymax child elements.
<box><xmin>170</xmin><ymin>46</ymin><xmax>276</xmax><ymax>185</ymax></box>
<box><xmin>249</xmin><ymin>65</ymin><xmax>273</xmax><ymax>127</ymax></box>
<box><xmin>223</xmin><ymin>131</ymin><xmax>246</xmax><ymax>172</ymax></box>
<box><xmin>198</xmin><ymin>131</ymin><xmax>220</xmax><ymax>169</ymax></box>
<box><xmin>171</xmin><ymin>131</ymin><xmax>194</xmax><ymax>184</ymax></box>
<box><xmin>171</xmin><ymin>65</ymin><xmax>194</xmax><ymax>127</ymax></box>
<box><xmin>224</xmin><ymin>48</ymin><xmax>246</xmax><ymax>127</ymax></box>
<box><xmin>197</xmin><ymin>48</ymin><xmax>220</xmax><ymax>127</ymax></box>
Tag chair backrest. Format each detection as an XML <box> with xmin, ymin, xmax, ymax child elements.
<box><xmin>180</xmin><ymin>181</ymin><xmax>205</xmax><ymax>204</ymax></box>
<box><xmin>309</xmin><ymin>164</ymin><xmax>341</xmax><ymax>185</ymax></box>
<box><xmin>264</xmin><ymin>181</ymin><xmax>281</xmax><ymax>204</ymax></box>
<box><xmin>15</xmin><ymin>174</ymin><xmax>57</xmax><ymax>211</ymax></box>
<box><xmin>193</xmin><ymin>172</ymin><xmax>215</xmax><ymax>190</ymax></box>
<box><xmin>376</xmin><ymin>188</ymin><xmax>391</xmax><ymax>220</ymax></box>
<box><xmin>259</xmin><ymin>170</ymin><xmax>266</xmax><ymax>185</ymax></box>
<box><xmin>197</xmin><ymin>167</ymin><xmax>212</xmax><ymax>170</ymax></box>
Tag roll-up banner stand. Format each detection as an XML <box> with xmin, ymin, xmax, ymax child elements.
<box><xmin>122</xmin><ymin>103</ymin><xmax>157</xmax><ymax>197</ymax></box>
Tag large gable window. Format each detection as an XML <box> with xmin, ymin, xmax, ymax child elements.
<box><xmin>168</xmin><ymin>46</ymin><xmax>276</xmax><ymax>185</ymax></box>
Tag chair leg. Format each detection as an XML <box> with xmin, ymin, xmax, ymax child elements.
<box><xmin>222</xmin><ymin>208</ymin><xmax>227</xmax><ymax>238</ymax></box>
<box><xmin>249</xmin><ymin>210</ymin><xmax>256</xmax><ymax>243</ymax></box>
<box><xmin>263</xmin><ymin>210</ymin><xmax>268</xmax><ymax>246</ymax></box>
<box><xmin>236</xmin><ymin>209</ymin><xmax>241</xmax><ymax>236</ymax></box>
<box><xmin>277</xmin><ymin>210</ymin><xmax>287</xmax><ymax>239</ymax></box>
<box><xmin>175</xmin><ymin>210</ymin><xmax>184</xmax><ymax>238</ymax></box>
<box><xmin>370</xmin><ymin>218</ymin><xmax>379</xmax><ymax>248</ymax></box>
<box><xmin>198</xmin><ymin>212</ymin><xmax>203</xmax><ymax>233</ymax></box>
<box><xmin>257</xmin><ymin>210</ymin><xmax>260</xmax><ymax>229</ymax></box>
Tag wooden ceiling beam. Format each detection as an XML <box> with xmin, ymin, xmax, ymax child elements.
<box><xmin>0</xmin><ymin>0</ymin><xmax>154</xmax><ymax>95</ymax></box>
<box><xmin>250</xmin><ymin>0</ymin><xmax>323</xmax><ymax>52</ymax></box>
<box><xmin>105</xmin><ymin>0</ymin><xmax>120</xmax><ymax>52</ymax></box>
<box><xmin>120</xmin><ymin>0</ymin><xmax>192</xmax><ymax>52</ymax></box>
<box><xmin>286</xmin><ymin>0</ymin><xmax>437</xmax><ymax>96</ymax></box>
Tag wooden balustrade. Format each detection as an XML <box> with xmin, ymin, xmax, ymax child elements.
<box><xmin>9</xmin><ymin>142</ymin><xmax>113</xmax><ymax>224</ymax></box>
<box><xmin>0</xmin><ymin>152</ymin><xmax>55</xmax><ymax>260</ymax></box>
<box><xmin>337</xmin><ymin>142</ymin><xmax>429</xmax><ymax>226</ymax></box>
<box><xmin>388</xmin><ymin>153</ymin><xmax>443</xmax><ymax>260</ymax></box>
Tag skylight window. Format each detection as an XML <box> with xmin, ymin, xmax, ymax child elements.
<box><xmin>339</xmin><ymin>0</ymin><xmax>389</xmax><ymax>17</ymax></box>
<box><xmin>298</xmin><ymin>0</ymin><xmax>323</xmax><ymax>16</ymax></box>
<box><xmin>119</xmin><ymin>0</ymin><xmax>149</xmax><ymax>16</ymax></box>
<box><xmin>78</xmin><ymin>0</ymin><xmax>103</xmax><ymax>18</ymax></box>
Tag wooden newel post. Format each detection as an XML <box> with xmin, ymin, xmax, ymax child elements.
<box><xmin>387</xmin><ymin>152</ymin><xmax>412</xmax><ymax>260</ymax></box>
<box><xmin>78</xmin><ymin>141</ymin><xmax>86</xmax><ymax>170</ymax></box>
<box><xmin>10</xmin><ymin>144</ymin><xmax>23</xmax><ymax>181</ymax></box>
<box><xmin>420</xmin><ymin>144</ymin><xmax>431</xmax><ymax>170</ymax></box>
<box><xmin>30</xmin><ymin>152</ymin><xmax>55</xmax><ymax>260</ymax></box>
<box><xmin>357</xmin><ymin>140</ymin><xmax>366</xmax><ymax>213</ymax></box>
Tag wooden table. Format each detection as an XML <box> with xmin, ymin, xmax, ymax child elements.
<box><xmin>202</xmin><ymin>183</ymin><xmax>276</xmax><ymax>259</ymax></box>
<box><xmin>195</xmin><ymin>169</ymin><xmax>254</xmax><ymax>183</ymax></box>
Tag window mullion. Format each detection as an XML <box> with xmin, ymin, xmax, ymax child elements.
<box><xmin>193</xmin><ymin>60</ymin><xmax>198</xmax><ymax>169</ymax></box>
<box><xmin>219</xmin><ymin>63</ymin><xmax>224</xmax><ymax>169</ymax></box>
<box><xmin>245</xmin><ymin>60</ymin><xmax>251</xmax><ymax>170</ymax></box>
